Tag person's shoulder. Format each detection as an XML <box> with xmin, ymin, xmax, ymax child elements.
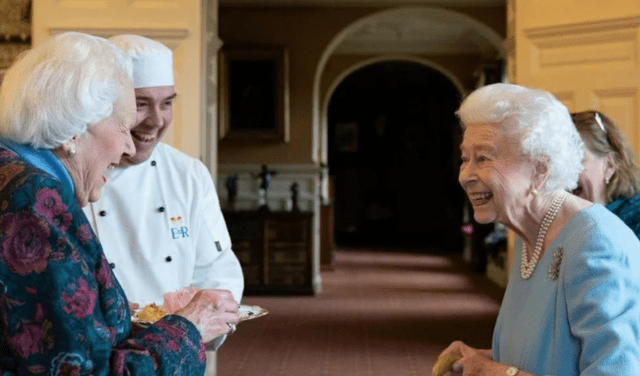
<box><xmin>571</xmin><ymin>204</ymin><xmax>621</xmax><ymax>227</ymax></box>
<box><xmin>566</xmin><ymin>204</ymin><xmax>640</xmax><ymax>257</ymax></box>
<box><xmin>155</xmin><ymin>143</ymin><xmax>207</xmax><ymax>170</ymax></box>
<box><xmin>0</xmin><ymin>150</ymin><xmax>71</xmax><ymax>195</ymax></box>
<box><xmin>153</xmin><ymin>143</ymin><xmax>212</xmax><ymax>185</ymax></box>
<box><xmin>0</xmin><ymin>152</ymin><xmax>77</xmax><ymax>213</ymax></box>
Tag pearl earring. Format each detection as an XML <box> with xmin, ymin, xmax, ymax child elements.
<box><xmin>67</xmin><ymin>147</ymin><xmax>76</xmax><ymax>157</ymax></box>
<box><xmin>530</xmin><ymin>188</ymin><xmax>538</xmax><ymax>196</ymax></box>
<box><xmin>605</xmin><ymin>177</ymin><xmax>610</xmax><ymax>185</ymax></box>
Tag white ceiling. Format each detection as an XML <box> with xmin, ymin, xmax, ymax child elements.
<box><xmin>219</xmin><ymin>0</ymin><xmax>505</xmax><ymax>56</ymax></box>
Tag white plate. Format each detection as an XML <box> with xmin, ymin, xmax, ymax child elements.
<box><xmin>132</xmin><ymin>304</ymin><xmax>268</xmax><ymax>326</ymax></box>
<box><xmin>239</xmin><ymin>304</ymin><xmax>268</xmax><ymax>322</ymax></box>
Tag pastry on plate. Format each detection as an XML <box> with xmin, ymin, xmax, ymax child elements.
<box><xmin>134</xmin><ymin>303</ymin><xmax>168</xmax><ymax>323</ymax></box>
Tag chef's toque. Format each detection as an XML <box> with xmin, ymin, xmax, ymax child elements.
<box><xmin>109</xmin><ymin>34</ymin><xmax>174</xmax><ymax>89</ymax></box>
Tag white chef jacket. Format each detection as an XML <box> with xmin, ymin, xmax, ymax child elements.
<box><xmin>83</xmin><ymin>142</ymin><xmax>244</xmax><ymax>306</ymax></box>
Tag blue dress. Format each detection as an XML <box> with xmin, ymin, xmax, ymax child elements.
<box><xmin>493</xmin><ymin>205</ymin><xmax>640</xmax><ymax>376</ymax></box>
<box><xmin>0</xmin><ymin>148</ymin><xmax>206</xmax><ymax>375</ymax></box>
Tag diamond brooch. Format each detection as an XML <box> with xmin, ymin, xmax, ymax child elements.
<box><xmin>548</xmin><ymin>247</ymin><xmax>563</xmax><ymax>280</ymax></box>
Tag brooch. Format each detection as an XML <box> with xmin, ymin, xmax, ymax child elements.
<box><xmin>548</xmin><ymin>247</ymin><xmax>563</xmax><ymax>280</ymax></box>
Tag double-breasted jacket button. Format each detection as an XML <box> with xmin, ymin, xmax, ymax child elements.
<box><xmin>109</xmin><ymin>263</ymin><xmax>116</xmax><ymax>269</ymax></box>
<box><xmin>99</xmin><ymin>210</ymin><xmax>107</xmax><ymax>217</ymax></box>
<box><xmin>165</xmin><ymin>256</ymin><xmax>172</xmax><ymax>262</ymax></box>
<box><xmin>158</xmin><ymin>207</ymin><xmax>165</xmax><ymax>213</ymax></box>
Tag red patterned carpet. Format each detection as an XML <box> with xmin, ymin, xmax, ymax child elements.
<box><xmin>218</xmin><ymin>248</ymin><xmax>504</xmax><ymax>376</ymax></box>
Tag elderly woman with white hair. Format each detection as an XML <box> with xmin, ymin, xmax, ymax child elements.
<box><xmin>434</xmin><ymin>83</ymin><xmax>640</xmax><ymax>376</ymax></box>
<box><xmin>0</xmin><ymin>32</ymin><xmax>237</xmax><ymax>375</ymax></box>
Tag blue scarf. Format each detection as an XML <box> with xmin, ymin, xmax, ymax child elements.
<box><xmin>0</xmin><ymin>139</ymin><xmax>75</xmax><ymax>194</ymax></box>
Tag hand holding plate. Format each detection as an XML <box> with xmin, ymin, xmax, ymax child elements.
<box><xmin>174</xmin><ymin>289</ymin><xmax>239</xmax><ymax>343</ymax></box>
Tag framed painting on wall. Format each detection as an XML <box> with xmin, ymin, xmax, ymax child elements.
<box><xmin>218</xmin><ymin>45</ymin><xmax>290</xmax><ymax>143</ymax></box>
<box><xmin>1</xmin><ymin>0</ymin><xmax>32</xmax><ymax>73</ymax></box>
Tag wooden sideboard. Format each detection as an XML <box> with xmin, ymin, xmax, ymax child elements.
<box><xmin>224</xmin><ymin>210</ymin><xmax>314</xmax><ymax>295</ymax></box>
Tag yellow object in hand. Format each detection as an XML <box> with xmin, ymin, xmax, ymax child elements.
<box><xmin>432</xmin><ymin>353</ymin><xmax>463</xmax><ymax>376</ymax></box>
<box><xmin>134</xmin><ymin>303</ymin><xmax>168</xmax><ymax>322</ymax></box>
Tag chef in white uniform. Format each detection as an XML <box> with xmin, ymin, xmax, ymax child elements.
<box><xmin>83</xmin><ymin>35</ymin><xmax>244</xmax><ymax>307</ymax></box>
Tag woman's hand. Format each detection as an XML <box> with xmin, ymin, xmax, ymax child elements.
<box><xmin>436</xmin><ymin>341</ymin><xmax>496</xmax><ymax>376</ymax></box>
<box><xmin>128</xmin><ymin>301</ymin><xmax>140</xmax><ymax>315</ymax></box>
<box><xmin>174</xmin><ymin>289</ymin><xmax>239</xmax><ymax>343</ymax></box>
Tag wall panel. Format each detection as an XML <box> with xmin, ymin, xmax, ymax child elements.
<box><xmin>516</xmin><ymin>13</ymin><xmax>640</xmax><ymax>158</ymax></box>
<box><xmin>592</xmin><ymin>88</ymin><xmax>639</xmax><ymax>152</ymax></box>
<box><xmin>509</xmin><ymin>1</ymin><xmax>640</xmax><ymax>282</ymax></box>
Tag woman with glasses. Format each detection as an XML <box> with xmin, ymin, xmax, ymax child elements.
<box><xmin>571</xmin><ymin>111</ymin><xmax>640</xmax><ymax>237</ymax></box>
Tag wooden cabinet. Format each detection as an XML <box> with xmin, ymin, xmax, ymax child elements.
<box><xmin>224</xmin><ymin>211</ymin><xmax>314</xmax><ymax>295</ymax></box>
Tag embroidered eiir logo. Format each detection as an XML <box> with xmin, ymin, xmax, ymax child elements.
<box><xmin>170</xmin><ymin>215</ymin><xmax>188</xmax><ymax>239</ymax></box>
<box><xmin>171</xmin><ymin>226</ymin><xmax>189</xmax><ymax>239</ymax></box>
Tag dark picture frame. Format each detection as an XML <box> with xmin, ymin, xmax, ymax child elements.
<box><xmin>218</xmin><ymin>45</ymin><xmax>290</xmax><ymax>143</ymax></box>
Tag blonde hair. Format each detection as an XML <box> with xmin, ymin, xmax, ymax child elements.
<box><xmin>571</xmin><ymin>110</ymin><xmax>640</xmax><ymax>203</ymax></box>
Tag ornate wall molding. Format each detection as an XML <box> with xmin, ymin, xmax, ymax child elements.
<box><xmin>524</xmin><ymin>16</ymin><xmax>640</xmax><ymax>39</ymax></box>
<box><xmin>47</xmin><ymin>27</ymin><xmax>189</xmax><ymax>49</ymax></box>
<box><xmin>523</xmin><ymin>16</ymin><xmax>640</xmax><ymax>76</ymax></box>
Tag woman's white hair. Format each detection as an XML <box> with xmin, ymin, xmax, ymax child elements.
<box><xmin>457</xmin><ymin>83</ymin><xmax>584</xmax><ymax>192</ymax></box>
<box><xmin>0</xmin><ymin>31</ymin><xmax>133</xmax><ymax>149</ymax></box>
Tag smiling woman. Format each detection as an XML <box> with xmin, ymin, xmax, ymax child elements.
<box><xmin>0</xmin><ymin>32</ymin><xmax>211</xmax><ymax>375</ymax></box>
<box><xmin>435</xmin><ymin>83</ymin><xmax>640</xmax><ymax>376</ymax></box>
<box><xmin>571</xmin><ymin>110</ymin><xmax>640</xmax><ymax>238</ymax></box>
<box><xmin>55</xmin><ymin>78</ymin><xmax>136</xmax><ymax>207</ymax></box>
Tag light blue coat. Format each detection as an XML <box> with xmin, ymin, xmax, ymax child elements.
<box><xmin>493</xmin><ymin>204</ymin><xmax>640</xmax><ymax>376</ymax></box>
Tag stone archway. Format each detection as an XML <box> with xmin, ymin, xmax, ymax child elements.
<box><xmin>313</xmin><ymin>6</ymin><xmax>506</xmax><ymax>169</ymax></box>
<box><xmin>325</xmin><ymin>60</ymin><xmax>464</xmax><ymax>248</ymax></box>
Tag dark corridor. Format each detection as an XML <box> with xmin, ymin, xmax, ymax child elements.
<box><xmin>328</xmin><ymin>61</ymin><xmax>465</xmax><ymax>252</ymax></box>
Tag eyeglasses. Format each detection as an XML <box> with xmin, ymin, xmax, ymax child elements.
<box><xmin>594</xmin><ymin>112</ymin><xmax>606</xmax><ymax>134</ymax></box>
<box><xmin>571</xmin><ymin>111</ymin><xmax>607</xmax><ymax>135</ymax></box>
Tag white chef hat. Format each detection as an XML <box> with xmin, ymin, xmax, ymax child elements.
<box><xmin>109</xmin><ymin>34</ymin><xmax>174</xmax><ymax>88</ymax></box>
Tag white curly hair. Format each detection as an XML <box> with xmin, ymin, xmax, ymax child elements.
<box><xmin>457</xmin><ymin>83</ymin><xmax>583</xmax><ymax>192</ymax></box>
<box><xmin>0</xmin><ymin>32</ymin><xmax>133</xmax><ymax>149</ymax></box>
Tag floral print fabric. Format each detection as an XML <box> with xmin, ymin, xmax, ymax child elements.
<box><xmin>0</xmin><ymin>149</ymin><xmax>206</xmax><ymax>375</ymax></box>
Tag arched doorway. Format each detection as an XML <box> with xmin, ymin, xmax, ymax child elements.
<box><xmin>328</xmin><ymin>60</ymin><xmax>464</xmax><ymax>251</ymax></box>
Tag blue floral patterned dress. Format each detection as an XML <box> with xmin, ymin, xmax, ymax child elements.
<box><xmin>0</xmin><ymin>148</ymin><xmax>206</xmax><ymax>375</ymax></box>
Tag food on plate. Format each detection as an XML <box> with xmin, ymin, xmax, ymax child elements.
<box><xmin>133</xmin><ymin>288</ymin><xmax>268</xmax><ymax>330</ymax></box>
<box><xmin>432</xmin><ymin>353</ymin><xmax>462</xmax><ymax>376</ymax></box>
<box><xmin>134</xmin><ymin>303</ymin><xmax>168</xmax><ymax>322</ymax></box>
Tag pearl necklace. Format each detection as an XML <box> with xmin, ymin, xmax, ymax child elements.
<box><xmin>521</xmin><ymin>191</ymin><xmax>567</xmax><ymax>280</ymax></box>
